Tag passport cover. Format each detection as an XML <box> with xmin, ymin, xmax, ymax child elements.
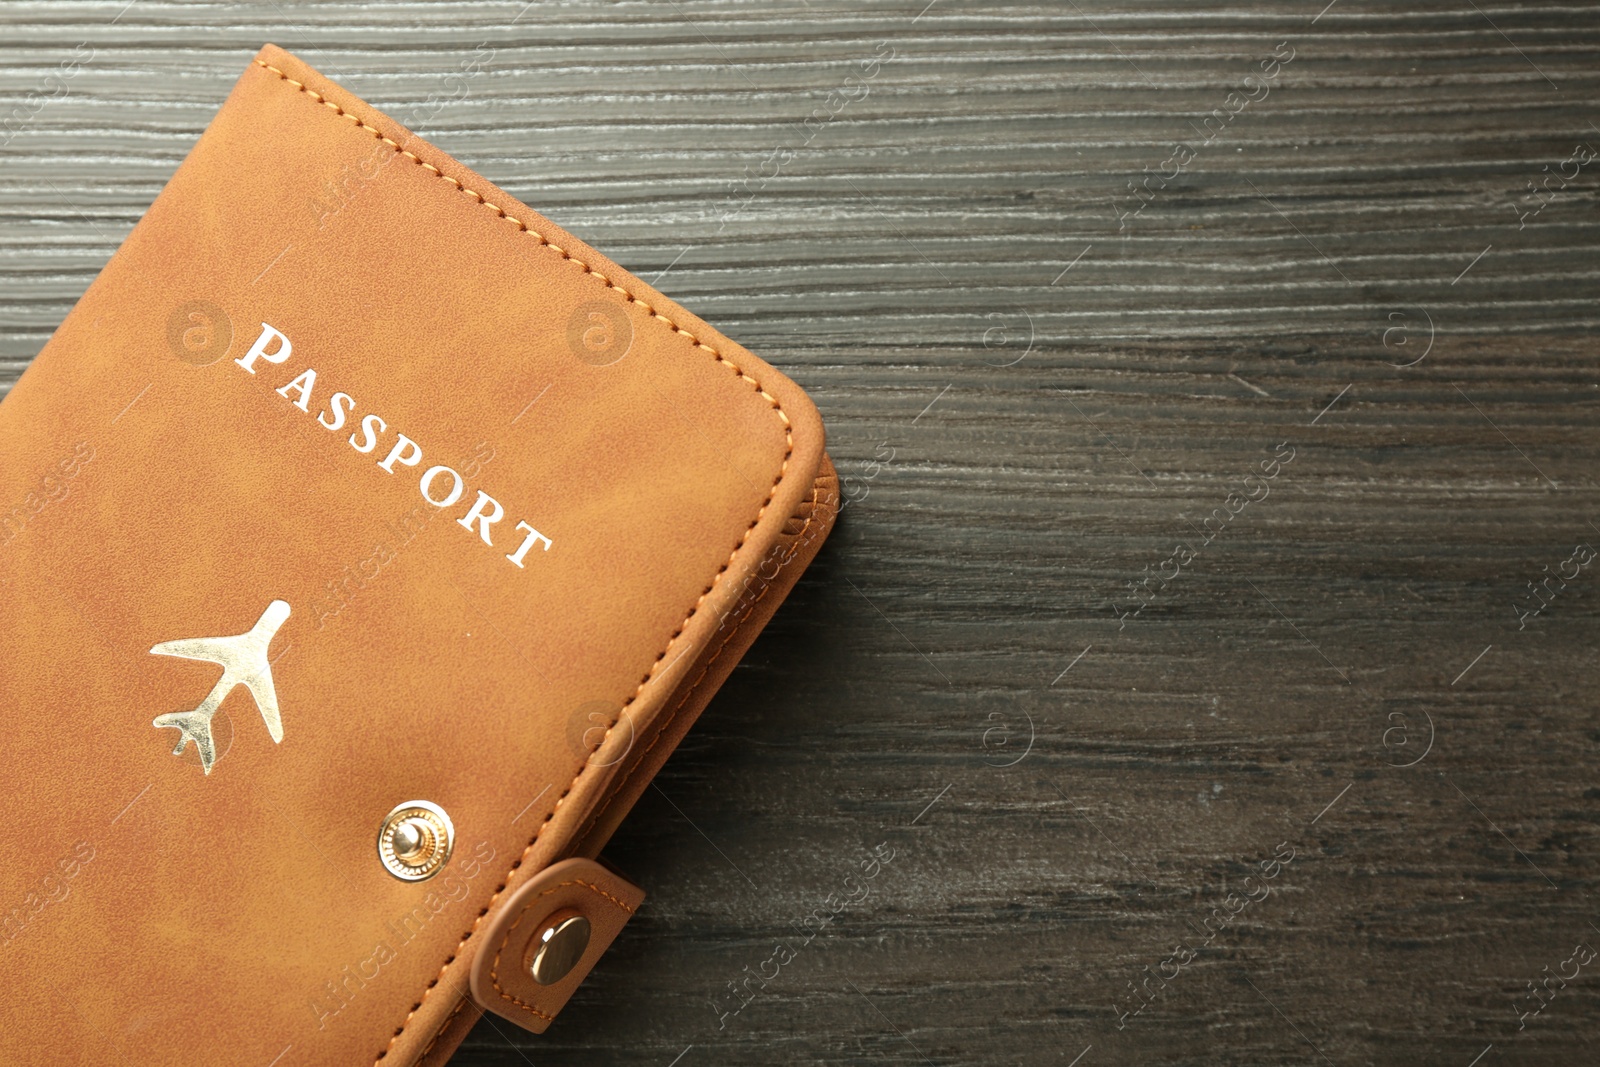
<box><xmin>0</xmin><ymin>44</ymin><xmax>836</xmax><ymax>1065</ymax></box>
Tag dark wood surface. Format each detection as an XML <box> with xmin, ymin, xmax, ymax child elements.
<box><xmin>5</xmin><ymin>2</ymin><xmax>1599</xmax><ymax>1064</ymax></box>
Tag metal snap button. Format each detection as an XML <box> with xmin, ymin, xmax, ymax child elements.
<box><xmin>377</xmin><ymin>800</ymin><xmax>454</xmax><ymax>882</ymax></box>
<box><xmin>528</xmin><ymin>911</ymin><xmax>591</xmax><ymax>985</ymax></box>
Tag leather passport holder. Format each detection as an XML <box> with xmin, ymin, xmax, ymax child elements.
<box><xmin>0</xmin><ymin>44</ymin><xmax>836</xmax><ymax>1065</ymax></box>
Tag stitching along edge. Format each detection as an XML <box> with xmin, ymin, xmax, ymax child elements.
<box><xmin>245</xmin><ymin>59</ymin><xmax>796</xmax><ymax>1064</ymax></box>
<box><xmin>413</xmin><ymin>997</ymin><xmax>471</xmax><ymax>1065</ymax></box>
<box><xmin>487</xmin><ymin>878</ymin><xmax>638</xmax><ymax>1020</ymax></box>
<box><xmin>574</xmin><ymin>475</ymin><xmax>833</xmax><ymax>847</ymax></box>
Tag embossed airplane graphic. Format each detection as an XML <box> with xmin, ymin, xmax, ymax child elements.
<box><xmin>150</xmin><ymin>600</ymin><xmax>290</xmax><ymax>775</ymax></box>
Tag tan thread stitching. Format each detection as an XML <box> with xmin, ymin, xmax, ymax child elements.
<box><xmin>251</xmin><ymin>61</ymin><xmax>792</xmax><ymax>446</ymax></box>
<box><xmin>414</xmin><ymin>996</ymin><xmax>471</xmax><ymax>1064</ymax></box>
<box><xmin>244</xmin><ymin>58</ymin><xmax>794</xmax><ymax>1064</ymax></box>
<box><xmin>577</xmin><ymin>477</ymin><xmax>835</xmax><ymax>845</ymax></box>
<box><xmin>486</xmin><ymin>878</ymin><xmax>638</xmax><ymax>1020</ymax></box>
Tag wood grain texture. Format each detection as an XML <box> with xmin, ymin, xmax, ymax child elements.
<box><xmin>4</xmin><ymin>1</ymin><xmax>1600</xmax><ymax>1064</ymax></box>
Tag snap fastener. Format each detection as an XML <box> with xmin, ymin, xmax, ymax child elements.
<box><xmin>469</xmin><ymin>856</ymin><xmax>646</xmax><ymax>1033</ymax></box>
<box><xmin>377</xmin><ymin>800</ymin><xmax>454</xmax><ymax>882</ymax></box>
<box><xmin>528</xmin><ymin>911</ymin><xmax>591</xmax><ymax>985</ymax></box>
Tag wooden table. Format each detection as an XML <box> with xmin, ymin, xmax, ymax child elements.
<box><xmin>4</xmin><ymin>2</ymin><xmax>1597</xmax><ymax>1064</ymax></box>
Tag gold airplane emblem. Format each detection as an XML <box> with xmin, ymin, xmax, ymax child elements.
<box><xmin>150</xmin><ymin>600</ymin><xmax>290</xmax><ymax>774</ymax></box>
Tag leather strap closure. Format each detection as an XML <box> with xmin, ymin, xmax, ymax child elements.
<box><xmin>468</xmin><ymin>857</ymin><xmax>645</xmax><ymax>1033</ymax></box>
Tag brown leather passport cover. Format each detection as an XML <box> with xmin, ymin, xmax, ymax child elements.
<box><xmin>0</xmin><ymin>45</ymin><xmax>835</xmax><ymax>1065</ymax></box>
